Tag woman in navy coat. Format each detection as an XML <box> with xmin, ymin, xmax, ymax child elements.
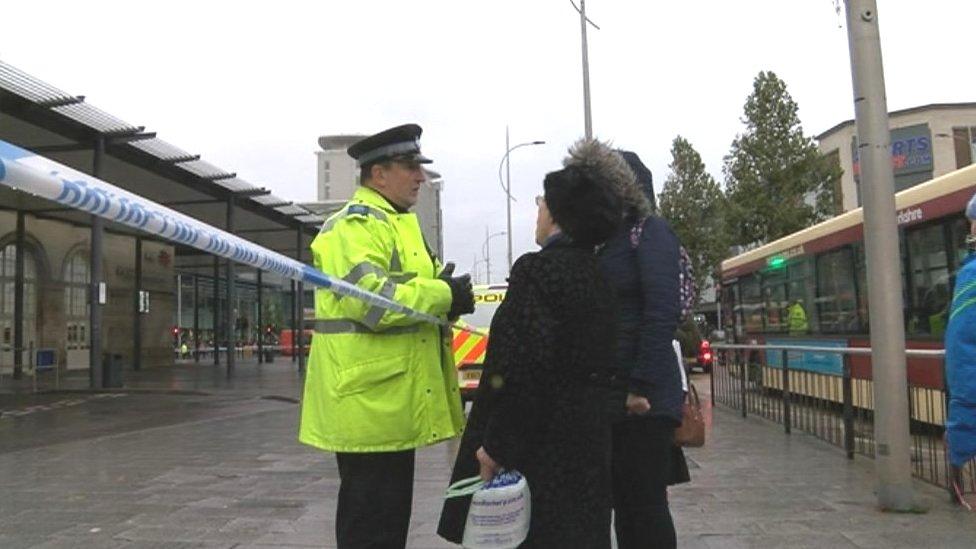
<box><xmin>567</xmin><ymin>143</ymin><xmax>684</xmax><ymax>548</ymax></box>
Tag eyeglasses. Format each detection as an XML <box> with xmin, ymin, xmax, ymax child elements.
<box><xmin>535</xmin><ymin>195</ymin><xmax>545</xmax><ymax>206</ymax></box>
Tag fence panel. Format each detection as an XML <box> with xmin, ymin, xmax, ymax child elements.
<box><xmin>711</xmin><ymin>343</ymin><xmax>958</xmax><ymax>489</ymax></box>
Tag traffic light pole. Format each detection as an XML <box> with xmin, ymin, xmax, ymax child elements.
<box><xmin>844</xmin><ymin>0</ymin><xmax>915</xmax><ymax>511</ymax></box>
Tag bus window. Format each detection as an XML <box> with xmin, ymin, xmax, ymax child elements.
<box><xmin>950</xmin><ymin>216</ymin><xmax>972</xmax><ymax>271</ymax></box>
<box><xmin>906</xmin><ymin>223</ymin><xmax>951</xmax><ymax>337</ymax></box>
<box><xmin>762</xmin><ymin>271</ymin><xmax>788</xmax><ymax>333</ymax></box>
<box><xmin>722</xmin><ymin>284</ymin><xmax>741</xmax><ymax>338</ymax></box>
<box><xmin>788</xmin><ymin>258</ymin><xmax>818</xmax><ymax>334</ymax></box>
<box><xmin>739</xmin><ymin>276</ymin><xmax>763</xmax><ymax>333</ymax></box>
<box><xmin>816</xmin><ymin>248</ymin><xmax>859</xmax><ymax>333</ymax></box>
<box><xmin>854</xmin><ymin>244</ymin><xmax>869</xmax><ymax>330</ymax></box>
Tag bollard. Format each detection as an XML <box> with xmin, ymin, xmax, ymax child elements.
<box><xmin>843</xmin><ymin>355</ymin><xmax>855</xmax><ymax>459</ymax></box>
<box><xmin>783</xmin><ymin>349</ymin><xmax>792</xmax><ymax>435</ymax></box>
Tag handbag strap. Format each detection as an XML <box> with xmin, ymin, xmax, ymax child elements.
<box><xmin>444</xmin><ymin>476</ymin><xmax>484</xmax><ymax>498</ymax></box>
<box><xmin>687</xmin><ymin>383</ymin><xmax>701</xmax><ymax>409</ymax></box>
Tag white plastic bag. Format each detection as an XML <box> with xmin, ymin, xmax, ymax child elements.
<box><xmin>445</xmin><ymin>470</ymin><xmax>531</xmax><ymax>549</ymax></box>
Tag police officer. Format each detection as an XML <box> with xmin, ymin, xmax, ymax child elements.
<box><xmin>947</xmin><ymin>191</ymin><xmax>976</xmax><ymax>507</ymax></box>
<box><xmin>787</xmin><ymin>298</ymin><xmax>808</xmax><ymax>336</ymax></box>
<box><xmin>299</xmin><ymin>124</ymin><xmax>475</xmax><ymax>547</ymax></box>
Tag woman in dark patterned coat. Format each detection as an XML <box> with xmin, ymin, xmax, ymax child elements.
<box><xmin>437</xmin><ymin>141</ymin><xmax>624</xmax><ymax>548</ymax></box>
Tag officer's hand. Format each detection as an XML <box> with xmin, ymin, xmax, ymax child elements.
<box><xmin>446</xmin><ymin>273</ymin><xmax>475</xmax><ymax>320</ymax></box>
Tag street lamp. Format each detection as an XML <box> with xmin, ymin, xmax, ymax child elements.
<box><xmin>570</xmin><ymin>0</ymin><xmax>600</xmax><ymax>139</ymax></box>
<box><xmin>498</xmin><ymin>128</ymin><xmax>545</xmax><ymax>273</ymax></box>
<box><xmin>472</xmin><ymin>254</ymin><xmax>488</xmax><ymax>285</ymax></box>
<box><xmin>482</xmin><ymin>228</ymin><xmax>507</xmax><ymax>284</ymax></box>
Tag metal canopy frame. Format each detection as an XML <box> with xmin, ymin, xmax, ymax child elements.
<box><xmin>0</xmin><ymin>59</ymin><xmax>323</xmax><ymax>244</ymax></box>
<box><xmin>0</xmin><ymin>58</ymin><xmax>323</xmax><ymax>386</ymax></box>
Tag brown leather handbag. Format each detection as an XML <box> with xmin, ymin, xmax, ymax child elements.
<box><xmin>674</xmin><ymin>384</ymin><xmax>705</xmax><ymax>447</ymax></box>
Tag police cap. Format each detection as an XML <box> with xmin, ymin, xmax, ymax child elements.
<box><xmin>347</xmin><ymin>123</ymin><xmax>432</xmax><ymax>166</ymax></box>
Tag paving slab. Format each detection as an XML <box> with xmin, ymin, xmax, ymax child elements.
<box><xmin>1</xmin><ymin>363</ymin><xmax>975</xmax><ymax>547</ymax></box>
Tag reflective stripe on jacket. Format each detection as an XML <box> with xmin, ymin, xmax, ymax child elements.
<box><xmin>298</xmin><ymin>186</ymin><xmax>464</xmax><ymax>453</ymax></box>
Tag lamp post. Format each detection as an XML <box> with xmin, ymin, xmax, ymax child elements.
<box><xmin>499</xmin><ymin>128</ymin><xmax>545</xmax><ymax>273</ymax></box>
<box><xmin>472</xmin><ymin>254</ymin><xmax>488</xmax><ymax>285</ymax></box>
<box><xmin>482</xmin><ymin>228</ymin><xmax>507</xmax><ymax>284</ymax></box>
<box><xmin>570</xmin><ymin>0</ymin><xmax>600</xmax><ymax>138</ymax></box>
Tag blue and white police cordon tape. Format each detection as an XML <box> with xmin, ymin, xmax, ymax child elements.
<box><xmin>0</xmin><ymin>139</ymin><xmax>472</xmax><ymax>333</ymax></box>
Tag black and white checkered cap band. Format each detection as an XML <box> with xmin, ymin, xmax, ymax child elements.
<box><xmin>357</xmin><ymin>140</ymin><xmax>421</xmax><ymax>165</ymax></box>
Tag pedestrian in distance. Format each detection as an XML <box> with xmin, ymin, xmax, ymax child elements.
<box><xmin>438</xmin><ymin>138</ymin><xmax>624</xmax><ymax>548</ymax></box>
<box><xmin>596</xmin><ymin>147</ymin><xmax>684</xmax><ymax>549</ymax></box>
<box><xmin>298</xmin><ymin>123</ymin><xmax>475</xmax><ymax>548</ymax></box>
<box><xmin>946</xmin><ymin>190</ymin><xmax>976</xmax><ymax>509</ymax></box>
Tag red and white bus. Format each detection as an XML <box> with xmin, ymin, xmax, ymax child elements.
<box><xmin>719</xmin><ymin>164</ymin><xmax>976</xmax><ymax>390</ymax></box>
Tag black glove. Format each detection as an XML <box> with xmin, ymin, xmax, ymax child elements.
<box><xmin>445</xmin><ymin>273</ymin><xmax>475</xmax><ymax>320</ymax></box>
<box><xmin>438</xmin><ymin>262</ymin><xmax>456</xmax><ymax>280</ymax></box>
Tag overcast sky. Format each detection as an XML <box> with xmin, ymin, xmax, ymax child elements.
<box><xmin>2</xmin><ymin>1</ymin><xmax>974</xmax><ymax>281</ymax></box>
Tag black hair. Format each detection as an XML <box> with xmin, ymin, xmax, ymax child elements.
<box><xmin>543</xmin><ymin>165</ymin><xmax>622</xmax><ymax>247</ymax></box>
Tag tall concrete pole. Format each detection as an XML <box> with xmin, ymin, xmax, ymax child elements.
<box><xmin>579</xmin><ymin>0</ymin><xmax>593</xmax><ymax>139</ymax></box>
<box><xmin>844</xmin><ymin>0</ymin><xmax>914</xmax><ymax>511</ymax></box>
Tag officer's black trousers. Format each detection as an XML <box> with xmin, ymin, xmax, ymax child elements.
<box><xmin>335</xmin><ymin>450</ymin><xmax>415</xmax><ymax>549</ymax></box>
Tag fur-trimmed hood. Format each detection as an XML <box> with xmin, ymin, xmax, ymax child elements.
<box><xmin>563</xmin><ymin>139</ymin><xmax>653</xmax><ymax>221</ymax></box>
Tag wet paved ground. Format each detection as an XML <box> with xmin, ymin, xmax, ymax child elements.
<box><xmin>1</xmin><ymin>359</ymin><xmax>975</xmax><ymax>548</ymax></box>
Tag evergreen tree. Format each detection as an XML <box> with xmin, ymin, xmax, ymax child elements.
<box><xmin>660</xmin><ymin>136</ymin><xmax>728</xmax><ymax>299</ymax></box>
<box><xmin>723</xmin><ymin>71</ymin><xmax>840</xmax><ymax>246</ymax></box>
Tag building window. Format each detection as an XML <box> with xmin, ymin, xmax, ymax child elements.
<box><xmin>824</xmin><ymin>149</ymin><xmax>844</xmax><ymax>213</ymax></box>
<box><xmin>953</xmin><ymin>126</ymin><xmax>976</xmax><ymax>169</ymax></box>
<box><xmin>0</xmin><ymin>244</ymin><xmax>38</xmax><ymax>351</ymax></box>
<box><xmin>63</xmin><ymin>250</ymin><xmax>90</xmax><ymax>351</ymax></box>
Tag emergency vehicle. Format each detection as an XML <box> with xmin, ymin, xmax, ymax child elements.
<box><xmin>452</xmin><ymin>284</ymin><xmax>507</xmax><ymax>402</ymax></box>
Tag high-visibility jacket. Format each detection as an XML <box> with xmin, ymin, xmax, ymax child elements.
<box><xmin>788</xmin><ymin>302</ymin><xmax>808</xmax><ymax>336</ymax></box>
<box><xmin>298</xmin><ymin>186</ymin><xmax>465</xmax><ymax>453</ymax></box>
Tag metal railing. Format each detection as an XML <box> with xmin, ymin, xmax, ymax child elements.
<box><xmin>710</xmin><ymin>342</ymin><xmax>968</xmax><ymax>490</ymax></box>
